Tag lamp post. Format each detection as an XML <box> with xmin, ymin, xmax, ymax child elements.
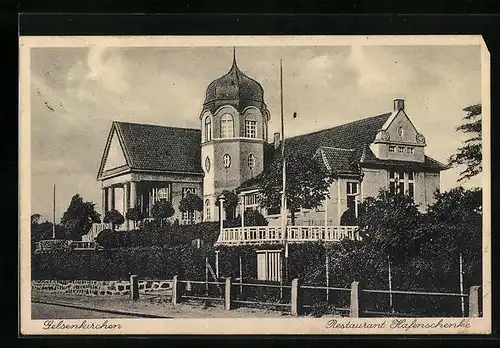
<box><xmin>279</xmin><ymin>59</ymin><xmax>289</xmax><ymax>283</ymax></box>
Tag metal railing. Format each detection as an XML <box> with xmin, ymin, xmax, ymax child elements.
<box><xmin>215</xmin><ymin>225</ymin><xmax>360</xmax><ymax>245</ymax></box>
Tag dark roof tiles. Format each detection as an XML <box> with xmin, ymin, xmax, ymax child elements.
<box><xmin>115</xmin><ymin>122</ymin><xmax>203</xmax><ymax>174</ymax></box>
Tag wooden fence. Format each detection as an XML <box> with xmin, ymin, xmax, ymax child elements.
<box><xmin>130</xmin><ymin>275</ymin><xmax>482</xmax><ymax>318</ymax></box>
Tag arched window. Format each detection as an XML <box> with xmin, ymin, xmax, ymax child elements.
<box><xmin>248</xmin><ymin>154</ymin><xmax>256</xmax><ymax>169</ymax></box>
<box><xmin>205</xmin><ymin>199</ymin><xmax>211</xmax><ymax>221</ymax></box>
<box><xmin>204</xmin><ymin>116</ymin><xmax>212</xmax><ymax>141</ymax></box>
<box><xmin>223</xmin><ymin>154</ymin><xmax>231</xmax><ymax>169</ymax></box>
<box><xmin>220</xmin><ymin>113</ymin><xmax>234</xmax><ymax>138</ymax></box>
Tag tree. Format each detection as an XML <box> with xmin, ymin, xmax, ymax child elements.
<box><xmin>60</xmin><ymin>194</ymin><xmax>101</xmax><ymax>240</ymax></box>
<box><xmin>357</xmin><ymin>189</ymin><xmax>423</xmax><ymax>265</ymax></box>
<box><xmin>424</xmin><ymin>187</ymin><xmax>482</xmax><ymax>283</ymax></box>
<box><xmin>103</xmin><ymin>209</ymin><xmax>125</xmax><ymax>231</ymax></box>
<box><xmin>179</xmin><ymin>193</ymin><xmax>203</xmax><ymax>225</ymax></box>
<box><xmin>448</xmin><ymin>104</ymin><xmax>482</xmax><ymax>182</ymax></box>
<box><xmin>258</xmin><ymin>152</ymin><xmax>335</xmax><ymax>225</ymax></box>
<box><xmin>216</xmin><ymin>190</ymin><xmax>239</xmax><ymax>221</ymax></box>
<box><xmin>151</xmin><ymin>199</ymin><xmax>175</xmax><ymax>227</ymax></box>
<box><xmin>125</xmin><ymin>207</ymin><xmax>143</xmax><ymax>230</ymax></box>
<box><xmin>30</xmin><ymin>214</ymin><xmax>65</xmax><ymax>250</ymax></box>
<box><xmin>243</xmin><ymin>209</ymin><xmax>268</xmax><ymax>227</ymax></box>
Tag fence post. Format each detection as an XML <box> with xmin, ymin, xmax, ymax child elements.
<box><xmin>225</xmin><ymin>277</ymin><xmax>232</xmax><ymax>311</ymax></box>
<box><xmin>171</xmin><ymin>275</ymin><xmax>180</xmax><ymax>305</ymax></box>
<box><xmin>469</xmin><ymin>286</ymin><xmax>481</xmax><ymax>317</ymax></box>
<box><xmin>349</xmin><ymin>281</ymin><xmax>361</xmax><ymax>318</ymax></box>
<box><xmin>130</xmin><ymin>275</ymin><xmax>139</xmax><ymax>301</ymax></box>
<box><xmin>291</xmin><ymin>278</ymin><xmax>300</xmax><ymax>316</ymax></box>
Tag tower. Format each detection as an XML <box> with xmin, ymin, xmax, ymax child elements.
<box><xmin>200</xmin><ymin>49</ymin><xmax>271</xmax><ymax>221</ymax></box>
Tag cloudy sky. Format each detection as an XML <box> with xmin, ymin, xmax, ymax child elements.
<box><xmin>29</xmin><ymin>44</ymin><xmax>482</xmax><ymax>222</ymax></box>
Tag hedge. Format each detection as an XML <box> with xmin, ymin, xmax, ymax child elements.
<box><xmin>95</xmin><ymin>222</ymin><xmax>220</xmax><ymax>249</ymax></box>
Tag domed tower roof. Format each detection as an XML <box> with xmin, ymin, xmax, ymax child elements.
<box><xmin>203</xmin><ymin>49</ymin><xmax>268</xmax><ymax>117</ymax></box>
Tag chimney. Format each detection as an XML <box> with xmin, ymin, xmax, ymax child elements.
<box><xmin>273</xmin><ymin>132</ymin><xmax>281</xmax><ymax>149</ymax></box>
<box><xmin>394</xmin><ymin>98</ymin><xmax>405</xmax><ymax>111</ymax></box>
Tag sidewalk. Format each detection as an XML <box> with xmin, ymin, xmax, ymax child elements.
<box><xmin>32</xmin><ymin>292</ymin><xmax>289</xmax><ymax>318</ymax></box>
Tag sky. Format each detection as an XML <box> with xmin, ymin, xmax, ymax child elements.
<box><xmin>29</xmin><ymin>44</ymin><xmax>483</xmax><ymax>223</ymax></box>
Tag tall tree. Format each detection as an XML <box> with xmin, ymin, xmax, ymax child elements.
<box><xmin>151</xmin><ymin>199</ymin><xmax>175</xmax><ymax>227</ymax></box>
<box><xmin>258</xmin><ymin>152</ymin><xmax>335</xmax><ymax>225</ymax></box>
<box><xmin>448</xmin><ymin>104</ymin><xmax>482</xmax><ymax>182</ymax></box>
<box><xmin>179</xmin><ymin>193</ymin><xmax>203</xmax><ymax>224</ymax></box>
<box><xmin>60</xmin><ymin>194</ymin><xmax>101</xmax><ymax>240</ymax></box>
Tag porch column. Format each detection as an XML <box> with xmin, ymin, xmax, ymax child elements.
<box><xmin>102</xmin><ymin>187</ymin><xmax>107</xmax><ymax>217</ymax></box>
<box><xmin>240</xmin><ymin>194</ymin><xmax>245</xmax><ymax>228</ymax></box>
<box><xmin>130</xmin><ymin>181</ymin><xmax>137</xmax><ymax>209</ymax></box>
<box><xmin>337</xmin><ymin>179</ymin><xmax>341</xmax><ymax>225</ymax></box>
<box><xmin>123</xmin><ymin>183</ymin><xmax>129</xmax><ymax>230</ymax></box>
<box><xmin>111</xmin><ymin>187</ymin><xmax>116</xmax><ymax>211</ymax></box>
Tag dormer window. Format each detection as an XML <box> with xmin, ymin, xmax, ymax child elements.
<box><xmin>389</xmin><ymin>145</ymin><xmax>396</xmax><ymax>153</ymax></box>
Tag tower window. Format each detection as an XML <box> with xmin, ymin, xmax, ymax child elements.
<box><xmin>245</xmin><ymin>120</ymin><xmax>257</xmax><ymax>138</ymax></box>
<box><xmin>220</xmin><ymin>113</ymin><xmax>234</xmax><ymax>138</ymax></box>
<box><xmin>223</xmin><ymin>154</ymin><xmax>231</xmax><ymax>169</ymax></box>
<box><xmin>205</xmin><ymin>199</ymin><xmax>211</xmax><ymax>221</ymax></box>
<box><xmin>389</xmin><ymin>145</ymin><xmax>396</xmax><ymax>153</ymax></box>
<box><xmin>408</xmin><ymin>147</ymin><xmax>414</xmax><ymax>154</ymax></box>
<box><xmin>248</xmin><ymin>154</ymin><xmax>256</xmax><ymax>169</ymax></box>
<box><xmin>205</xmin><ymin>157</ymin><xmax>211</xmax><ymax>173</ymax></box>
<box><xmin>398</xmin><ymin>146</ymin><xmax>405</xmax><ymax>154</ymax></box>
<box><xmin>204</xmin><ymin>116</ymin><xmax>212</xmax><ymax>141</ymax></box>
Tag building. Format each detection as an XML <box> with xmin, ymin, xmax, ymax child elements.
<box><xmin>93</xmin><ymin>51</ymin><xmax>447</xmax><ymax>242</ymax></box>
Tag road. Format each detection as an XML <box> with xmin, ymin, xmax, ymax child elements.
<box><xmin>32</xmin><ymin>302</ymin><xmax>138</xmax><ymax>319</ymax></box>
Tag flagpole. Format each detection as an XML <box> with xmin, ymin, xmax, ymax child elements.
<box><xmin>52</xmin><ymin>184</ymin><xmax>56</xmax><ymax>239</ymax></box>
<box><xmin>280</xmin><ymin>59</ymin><xmax>288</xmax><ymax>282</ymax></box>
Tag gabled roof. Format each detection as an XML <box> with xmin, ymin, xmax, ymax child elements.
<box><xmin>313</xmin><ymin>146</ymin><xmax>359</xmax><ymax>175</ymax></box>
<box><xmin>97</xmin><ymin>122</ymin><xmax>203</xmax><ymax>180</ymax></box>
<box><xmin>273</xmin><ymin>113</ymin><xmax>392</xmax><ymax>164</ymax></box>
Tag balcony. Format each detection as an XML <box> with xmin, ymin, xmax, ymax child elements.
<box><xmin>215</xmin><ymin>225</ymin><xmax>360</xmax><ymax>246</ymax></box>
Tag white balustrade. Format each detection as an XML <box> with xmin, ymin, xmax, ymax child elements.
<box><xmin>215</xmin><ymin>225</ymin><xmax>360</xmax><ymax>245</ymax></box>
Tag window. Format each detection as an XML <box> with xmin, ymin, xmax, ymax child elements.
<box><xmin>156</xmin><ymin>187</ymin><xmax>171</xmax><ymax>202</ymax></box>
<box><xmin>182</xmin><ymin>187</ymin><xmax>196</xmax><ymax>198</ymax></box>
<box><xmin>205</xmin><ymin>157</ymin><xmax>211</xmax><ymax>173</ymax></box>
<box><xmin>223</xmin><ymin>154</ymin><xmax>231</xmax><ymax>168</ymax></box>
<box><xmin>389</xmin><ymin>145</ymin><xmax>396</xmax><ymax>153</ymax></box>
<box><xmin>220</xmin><ymin>113</ymin><xmax>234</xmax><ymax>138</ymax></box>
<box><xmin>245</xmin><ymin>120</ymin><xmax>257</xmax><ymax>138</ymax></box>
<box><xmin>204</xmin><ymin>116</ymin><xmax>212</xmax><ymax>141</ymax></box>
<box><xmin>398</xmin><ymin>146</ymin><xmax>405</xmax><ymax>154</ymax></box>
<box><xmin>408</xmin><ymin>147</ymin><xmax>414</xmax><ymax>154</ymax></box>
<box><xmin>244</xmin><ymin>193</ymin><xmax>259</xmax><ymax>208</ymax></box>
<box><xmin>205</xmin><ymin>199</ymin><xmax>210</xmax><ymax>221</ymax></box>
<box><xmin>248</xmin><ymin>154</ymin><xmax>256</xmax><ymax>169</ymax></box>
<box><xmin>389</xmin><ymin>171</ymin><xmax>415</xmax><ymax>199</ymax></box>
<box><xmin>398</xmin><ymin>126</ymin><xmax>404</xmax><ymax>138</ymax></box>
<box><xmin>346</xmin><ymin>182</ymin><xmax>359</xmax><ymax>210</ymax></box>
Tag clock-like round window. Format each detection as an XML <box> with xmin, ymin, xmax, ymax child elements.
<box><xmin>205</xmin><ymin>157</ymin><xmax>211</xmax><ymax>172</ymax></box>
<box><xmin>223</xmin><ymin>154</ymin><xmax>231</xmax><ymax>169</ymax></box>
